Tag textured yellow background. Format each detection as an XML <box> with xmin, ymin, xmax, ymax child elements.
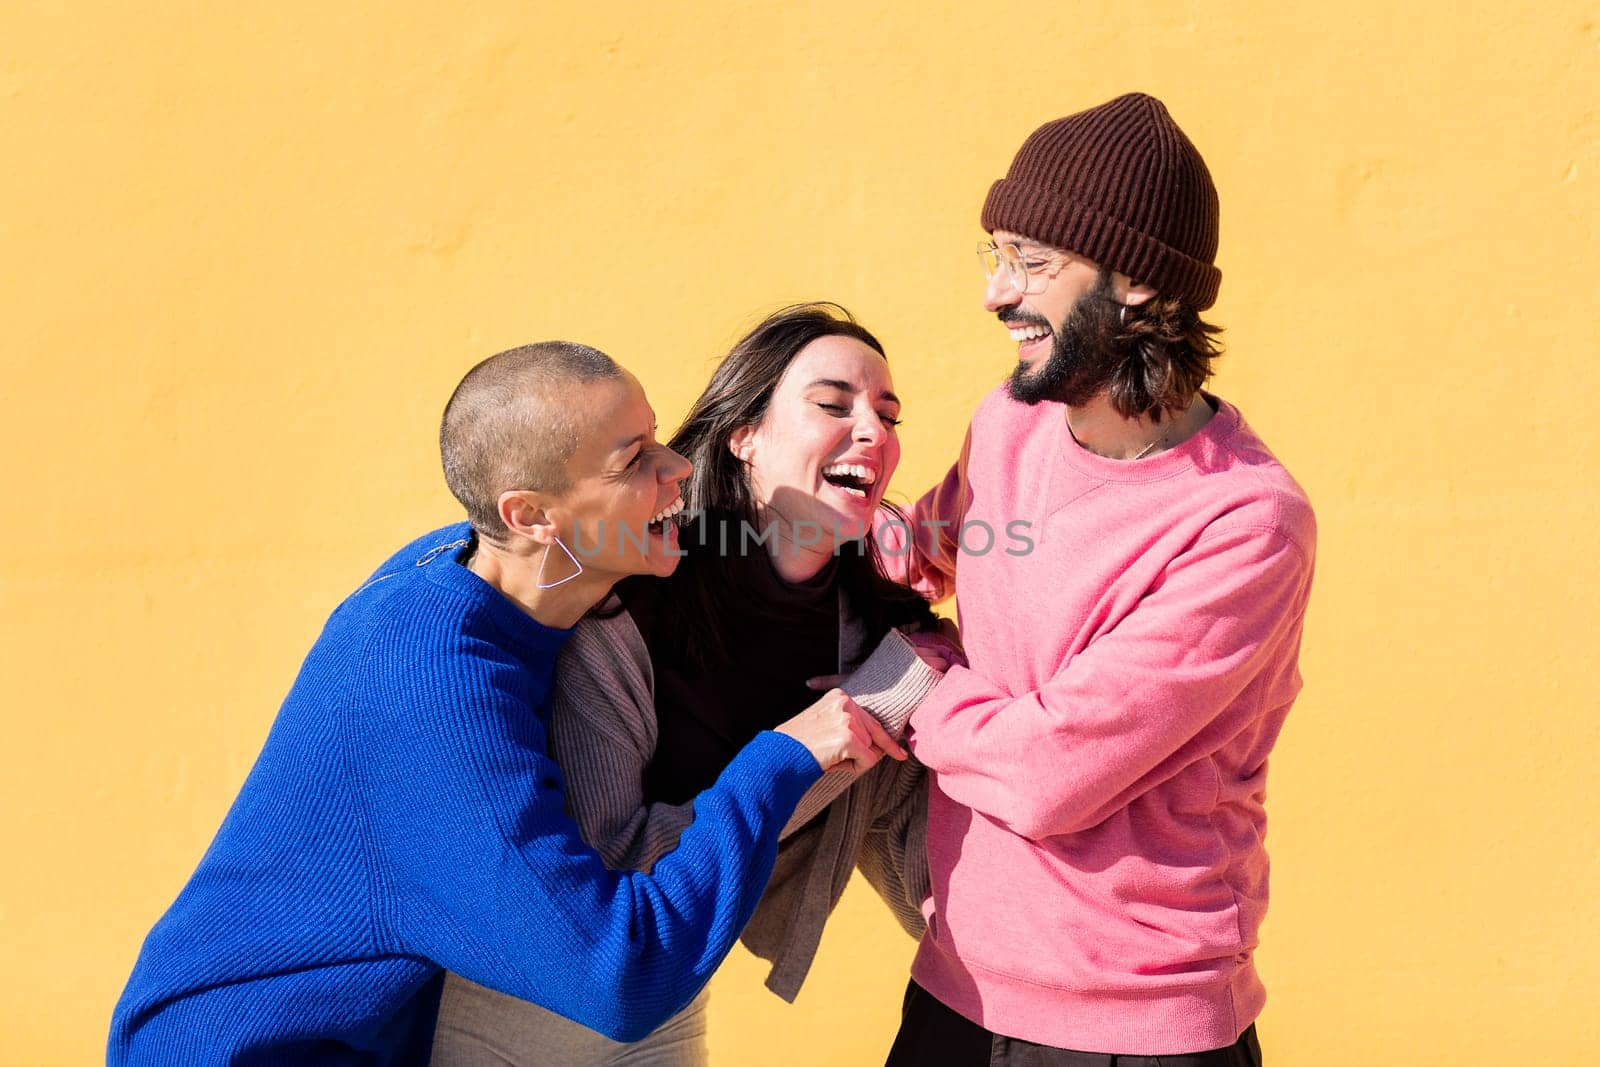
<box><xmin>5</xmin><ymin>3</ymin><xmax>1597</xmax><ymax>1063</ymax></box>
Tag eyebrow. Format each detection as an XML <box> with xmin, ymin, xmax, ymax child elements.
<box><xmin>612</xmin><ymin>433</ymin><xmax>648</xmax><ymax>455</ymax></box>
<box><xmin>996</xmin><ymin>231</ymin><xmax>1045</xmax><ymax>250</ymax></box>
<box><xmin>805</xmin><ymin>378</ymin><xmax>901</xmax><ymax>406</ymax></box>
<box><xmin>610</xmin><ymin>411</ymin><xmax>660</xmax><ymax>454</ymax></box>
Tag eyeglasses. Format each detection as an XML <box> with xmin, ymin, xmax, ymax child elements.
<box><xmin>976</xmin><ymin>240</ymin><xmax>1071</xmax><ymax>295</ymax></box>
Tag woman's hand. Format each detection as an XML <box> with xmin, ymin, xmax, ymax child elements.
<box><xmin>776</xmin><ymin>688</ymin><xmax>907</xmax><ymax>773</ymax></box>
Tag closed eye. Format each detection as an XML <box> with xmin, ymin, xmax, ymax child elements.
<box><xmin>627</xmin><ymin>423</ymin><xmax>661</xmax><ymax>468</ymax></box>
<box><xmin>817</xmin><ymin>401</ymin><xmax>900</xmax><ymax>427</ymax></box>
<box><xmin>624</xmin><ymin>438</ymin><xmax>655</xmax><ymax>471</ymax></box>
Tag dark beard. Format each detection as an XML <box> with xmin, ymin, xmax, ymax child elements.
<box><xmin>1006</xmin><ymin>271</ymin><xmax>1125</xmax><ymax>407</ymax></box>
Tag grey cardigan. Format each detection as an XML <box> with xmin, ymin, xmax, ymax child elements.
<box><xmin>547</xmin><ymin>595</ymin><xmax>937</xmax><ymax>1001</ymax></box>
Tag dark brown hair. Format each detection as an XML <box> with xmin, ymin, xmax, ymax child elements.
<box><xmin>1106</xmin><ymin>287</ymin><xmax>1225</xmax><ymax>422</ymax></box>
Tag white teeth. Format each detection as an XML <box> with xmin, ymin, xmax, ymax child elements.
<box><xmin>821</xmin><ymin>462</ymin><xmax>876</xmax><ymax>485</ymax></box>
<box><xmin>1008</xmin><ymin>324</ymin><xmax>1050</xmax><ymax>342</ymax></box>
<box><xmin>648</xmin><ymin>496</ymin><xmax>684</xmax><ymax>525</ymax></box>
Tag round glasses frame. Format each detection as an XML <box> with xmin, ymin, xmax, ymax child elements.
<box><xmin>976</xmin><ymin>240</ymin><xmax>1070</xmax><ymax>296</ymax></box>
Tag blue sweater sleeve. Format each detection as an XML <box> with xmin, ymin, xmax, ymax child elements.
<box><xmin>350</xmin><ymin>636</ymin><xmax>821</xmax><ymax>1042</ymax></box>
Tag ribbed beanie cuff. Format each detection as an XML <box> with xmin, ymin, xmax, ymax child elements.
<box><xmin>981</xmin><ymin>93</ymin><xmax>1222</xmax><ymax>310</ymax></box>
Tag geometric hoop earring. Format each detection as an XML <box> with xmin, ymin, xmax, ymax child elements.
<box><xmin>535</xmin><ymin>535</ymin><xmax>585</xmax><ymax>589</ymax></box>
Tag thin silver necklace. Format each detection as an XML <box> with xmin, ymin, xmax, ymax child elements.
<box><xmin>1069</xmin><ymin>418</ymin><xmax>1175</xmax><ymax>461</ymax></box>
<box><xmin>1130</xmin><ymin>423</ymin><xmax>1173</xmax><ymax>460</ymax></box>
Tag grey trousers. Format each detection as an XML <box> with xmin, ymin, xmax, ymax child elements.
<box><xmin>430</xmin><ymin>972</ymin><xmax>709</xmax><ymax>1067</ymax></box>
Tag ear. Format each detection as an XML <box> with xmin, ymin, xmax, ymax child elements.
<box><xmin>497</xmin><ymin>490</ymin><xmax>560</xmax><ymax>547</ymax></box>
<box><xmin>1120</xmin><ymin>278</ymin><xmax>1158</xmax><ymax>307</ymax></box>
<box><xmin>727</xmin><ymin>424</ymin><xmax>757</xmax><ymax>464</ymax></box>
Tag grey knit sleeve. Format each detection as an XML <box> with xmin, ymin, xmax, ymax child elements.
<box><xmin>548</xmin><ymin>611</ymin><xmax>694</xmax><ymax>874</ymax></box>
<box><xmin>779</xmin><ymin>628</ymin><xmax>942</xmax><ymax>838</ymax></box>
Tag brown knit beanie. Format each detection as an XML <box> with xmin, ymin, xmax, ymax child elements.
<box><xmin>981</xmin><ymin>93</ymin><xmax>1221</xmax><ymax>310</ymax></box>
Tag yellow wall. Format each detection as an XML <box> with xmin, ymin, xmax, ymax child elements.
<box><xmin>5</xmin><ymin>3</ymin><xmax>1596</xmax><ymax>1063</ymax></box>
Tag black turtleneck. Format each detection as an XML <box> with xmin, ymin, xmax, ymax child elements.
<box><xmin>622</xmin><ymin>550</ymin><xmax>841</xmax><ymax>807</ymax></box>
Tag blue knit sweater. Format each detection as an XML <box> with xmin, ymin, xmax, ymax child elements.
<box><xmin>109</xmin><ymin>525</ymin><xmax>822</xmax><ymax>1064</ymax></box>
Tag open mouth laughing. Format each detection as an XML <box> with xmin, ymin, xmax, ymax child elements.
<box><xmin>820</xmin><ymin>462</ymin><xmax>878</xmax><ymax>500</ymax></box>
<box><xmin>646</xmin><ymin>495</ymin><xmax>685</xmax><ymax>537</ymax></box>
<box><xmin>1007</xmin><ymin>320</ymin><xmax>1053</xmax><ymax>365</ymax></box>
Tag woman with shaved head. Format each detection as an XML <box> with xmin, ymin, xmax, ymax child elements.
<box><xmin>109</xmin><ymin>341</ymin><xmax>907</xmax><ymax>1065</ymax></box>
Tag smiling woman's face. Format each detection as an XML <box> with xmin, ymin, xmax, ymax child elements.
<box><xmin>729</xmin><ymin>334</ymin><xmax>902</xmax><ymax>545</ymax></box>
<box><xmin>549</xmin><ymin>371</ymin><xmax>693</xmax><ymax>582</ymax></box>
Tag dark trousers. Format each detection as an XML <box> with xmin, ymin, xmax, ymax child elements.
<box><xmin>884</xmin><ymin>980</ymin><xmax>1263</xmax><ymax>1067</ymax></box>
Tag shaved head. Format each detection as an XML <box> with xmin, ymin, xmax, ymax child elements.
<box><xmin>440</xmin><ymin>341</ymin><xmax>622</xmax><ymax>538</ymax></box>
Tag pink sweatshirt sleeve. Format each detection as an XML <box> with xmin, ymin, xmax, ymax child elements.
<box><xmin>879</xmin><ymin>430</ymin><xmax>972</xmax><ymax>604</ymax></box>
<box><xmin>907</xmin><ymin>522</ymin><xmax>1313</xmax><ymax>841</ymax></box>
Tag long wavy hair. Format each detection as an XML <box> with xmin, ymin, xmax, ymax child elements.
<box><xmin>1102</xmin><ymin>275</ymin><xmax>1225</xmax><ymax>421</ymax></box>
<box><xmin>638</xmin><ymin>302</ymin><xmax>935</xmax><ymax>670</ymax></box>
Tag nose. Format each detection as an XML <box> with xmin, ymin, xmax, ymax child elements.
<box><xmin>983</xmin><ymin>269</ymin><xmax>1022</xmax><ymax>313</ymax></box>
<box><xmin>660</xmin><ymin>445</ymin><xmax>693</xmax><ymax>483</ymax></box>
<box><xmin>852</xmin><ymin>409</ymin><xmax>887</xmax><ymax>447</ymax></box>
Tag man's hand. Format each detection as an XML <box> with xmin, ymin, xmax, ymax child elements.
<box><xmin>908</xmin><ymin>621</ymin><xmax>966</xmax><ymax>672</ymax></box>
<box><xmin>807</xmin><ymin>620</ymin><xmax>965</xmax><ymax>691</ymax></box>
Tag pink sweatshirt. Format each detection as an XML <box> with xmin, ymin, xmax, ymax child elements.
<box><xmin>898</xmin><ymin>386</ymin><xmax>1314</xmax><ymax>1055</ymax></box>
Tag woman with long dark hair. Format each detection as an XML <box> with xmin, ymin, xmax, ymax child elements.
<box><xmin>431</xmin><ymin>304</ymin><xmax>947</xmax><ymax>1064</ymax></box>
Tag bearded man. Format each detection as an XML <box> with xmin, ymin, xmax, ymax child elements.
<box><xmin>889</xmin><ymin>93</ymin><xmax>1315</xmax><ymax>1066</ymax></box>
